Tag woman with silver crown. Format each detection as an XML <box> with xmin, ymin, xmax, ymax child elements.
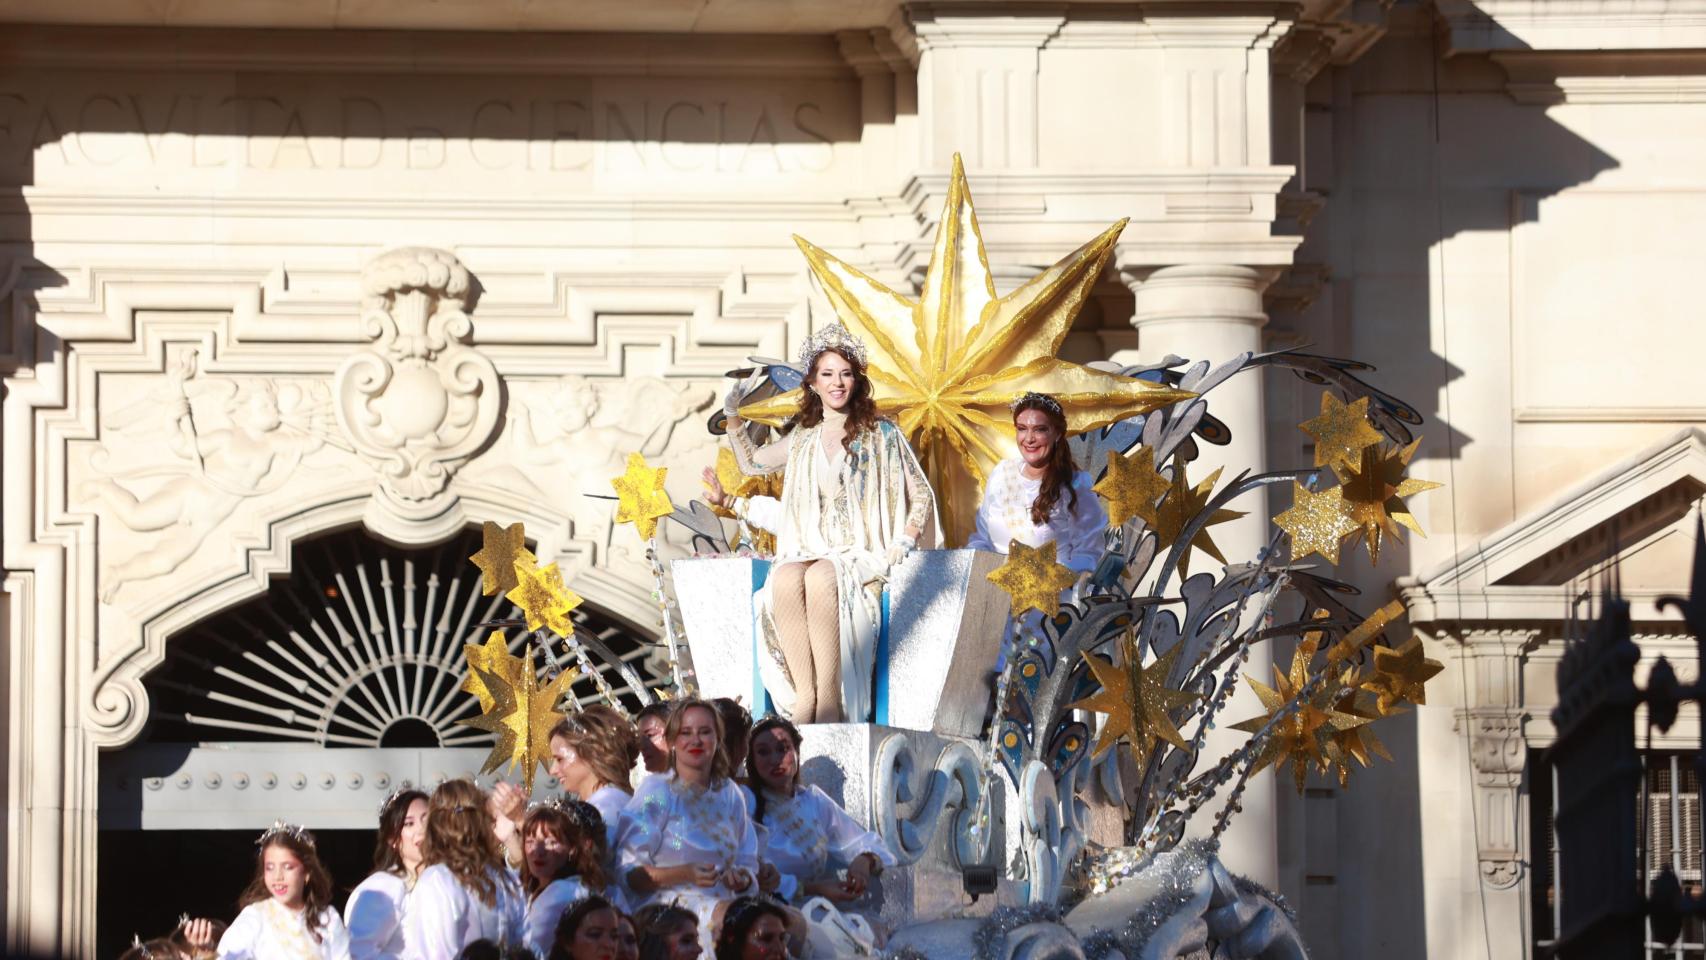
<box><xmin>702</xmin><ymin>322</ymin><xmax>936</xmax><ymax>724</ymax></box>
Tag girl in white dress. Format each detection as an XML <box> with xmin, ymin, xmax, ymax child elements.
<box><xmin>547</xmin><ymin>896</ymin><xmax>623</xmax><ymax>960</ymax></box>
<box><xmin>632</xmin><ymin>904</ymin><xmax>700</xmax><ymax>960</ymax></box>
<box><xmin>745</xmin><ymin>717</ymin><xmax>894</xmax><ymax>906</ymax></box>
<box><xmin>616</xmin><ymin>700</ymin><xmax>760</xmax><ymax>954</ymax></box>
<box><xmin>404</xmin><ymin>779</ymin><xmax>526</xmax><ymax>959</ymax></box>
<box><xmin>521</xmin><ymin>800</ymin><xmax>624</xmax><ymax>957</ymax></box>
<box><xmin>966</xmin><ymin>392</ymin><xmax>1109</xmax><ymax>576</ymax></box>
<box><xmin>217</xmin><ymin>821</ymin><xmax>351</xmax><ymax>960</ymax></box>
<box><xmin>546</xmin><ymin>704</ymin><xmax>640</xmax><ymax>849</ymax></box>
<box><xmin>344</xmin><ymin>787</ymin><xmax>428</xmax><ymax>960</ymax></box>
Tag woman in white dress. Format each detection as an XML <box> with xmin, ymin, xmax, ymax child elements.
<box><xmin>403</xmin><ymin>779</ymin><xmax>525</xmax><ymax>959</ymax></box>
<box><xmin>344</xmin><ymin>786</ymin><xmax>428</xmax><ymax>960</ymax></box>
<box><xmin>522</xmin><ymin>800</ymin><xmax>624</xmax><ymax>957</ymax></box>
<box><xmin>547</xmin><ymin>895</ymin><xmax>623</xmax><ymax>960</ymax></box>
<box><xmin>546</xmin><ymin>705</ymin><xmax>639</xmax><ymax>849</ymax></box>
<box><xmin>704</xmin><ymin>324</ymin><xmax>936</xmax><ymax>723</ymax></box>
<box><xmin>744</xmin><ymin>716</ymin><xmax>894</xmax><ymax>906</ymax></box>
<box><xmin>217</xmin><ymin>821</ymin><xmax>351</xmax><ymax>960</ymax></box>
<box><xmin>616</xmin><ymin>699</ymin><xmax>760</xmax><ymax>953</ymax></box>
<box><xmin>966</xmin><ymin>392</ymin><xmax>1108</xmax><ymax>576</ymax></box>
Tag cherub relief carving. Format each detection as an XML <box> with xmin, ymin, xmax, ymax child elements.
<box><xmin>79</xmin><ymin>349</ymin><xmax>340</xmax><ymax>603</ymax></box>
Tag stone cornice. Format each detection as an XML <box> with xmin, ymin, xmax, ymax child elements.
<box><xmin>1437</xmin><ymin>0</ymin><xmax>1706</xmax><ymax>54</ymax></box>
<box><xmin>1493</xmin><ymin>50</ymin><xmax>1706</xmax><ymax>104</ymax></box>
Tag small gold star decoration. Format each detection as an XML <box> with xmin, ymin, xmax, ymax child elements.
<box><xmin>1361</xmin><ymin>635</ymin><xmax>1443</xmax><ymax>715</ymax></box>
<box><xmin>1095</xmin><ymin>446</ymin><xmax>1170</xmax><ymax>527</ymax></box>
<box><xmin>986</xmin><ymin>539</ymin><xmax>1079</xmax><ymax>618</ymax></box>
<box><xmin>457</xmin><ymin>643</ymin><xmax>577</xmax><ymax>793</ymax></box>
<box><xmin>460</xmin><ymin>629</ymin><xmax>523</xmax><ymax>712</ymax></box>
<box><xmin>1300</xmin><ymin>393</ymin><xmax>1384</xmax><ymax>471</ymax></box>
<box><xmin>1324</xmin><ymin>599</ymin><xmax>1407</xmax><ymax>663</ymax></box>
<box><xmin>1328</xmin><ymin>685</ymin><xmax>1394</xmax><ymax>785</ymax></box>
<box><xmin>1151</xmin><ymin>464</ymin><xmax>1246</xmax><ymax>578</ymax></box>
<box><xmin>1231</xmin><ymin>635</ymin><xmax>1373</xmax><ymax>792</ymax></box>
<box><xmin>611</xmin><ymin>452</ymin><xmax>675</xmax><ymax>542</ymax></box>
<box><xmin>708</xmin><ymin>448</ymin><xmax>783</xmax><ymax>554</ymax></box>
<box><xmin>507</xmin><ymin>558</ymin><xmax>583</xmax><ymax>639</ymax></box>
<box><xmin>1275</xmin><ymin>482</ymin><xmax>1362</xmax><ymax>564</ymax></box>
<box><xmin>469</xmin><ymin>521</ymin><xmax>534</xmax><ymax>597</ymax></box>
<box><xmin>1070</xmin><ymin>632</ymin><xmax>1202</xmax><ymax>758</ymax></box>
<box><xmin>1335</xmin><ymin>438</ymin><xmax>1442</xmax><ymax>565</ymax></box>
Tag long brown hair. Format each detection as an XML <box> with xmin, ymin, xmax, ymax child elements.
<box><xmin>522</xmin><ymin>800</ymin><xmax>609</xmax><ymax>898</ymax></box>
<box><xmin>746</xmin><ymin>715</ymin><xmax>802</xmax><ymax>826</ymax></box>
<box><xmin>421</xmin><ymin>778</ymin><xmax>506</xmax><ymax>907</ymax></box>
<box><xmin>665</xmin><ymin>698</ymin><xmax>733</xmax><ymax>785</ymax></box>
<box><xmin>1012</xmin><ymin>393</ymin><xmax>1079</xmax><ymax>526</ymax></box>
<box><xmin>238</xmin><ymin>831</ymin><xmax>335</xmax><ymax>943</ymax></box>
<box><xmin>372</xmin><ymin>788</ymin><xmax>429</xmax><ymax>877</ymax></box>
<box><xmin>797</xmin><ymin>346</ymin><xmax>881</xmax><ymax>455</ymax></box>
<box><xmin>548</xmin><ymin>704</ymin><xmax>640</xmax><ymax>794</ymax></box>
<box><xmin>634</xmin><ymin>903</ymin><xmax>699</xmax><ymax>960</ymax></box>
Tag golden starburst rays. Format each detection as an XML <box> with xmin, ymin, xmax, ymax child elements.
<box><xmin>1275</xmin><ymin>482</ymin><xmax>1361</xmax><ymax>564</ymax></box>
<box><xmin>986</xmin><ymin>539</ymin><xmax>1079</xmax><ymax>618</ymax></box>
<box><xmin>736</xmin><ymin>155</ymin><xmax>1195</xmax><ymax>544</ymax></box>
<box><xmin>1230</xmin><ymin>636</ymin><xmax>1373</xmax><ymax>793</ymax></box>
<box><xmin>1095</xmin><ymin>446</ymin><xmax>1170</xmax><ymax>528</ymax></box>
<box><xmin>611</xmin><ymin>452</ymin><xmax>675</xmax><ymax>542</ymax></box>
<box><xmin>506</xmin><ymin>559</ymin><xmax>583</xmax><ymax>639</ymax></box>
<box><xmin>1334</xmin><ymin>438</ymin><xmax>1442</xmax><ymax>565</ymax></box>
<box><xmin>1070</xmin><ymin>633</ymin><xmax>1202</xmax><ymax>759</ymax></box>
<box><xmin>1151</xmin><ymin>464</ymin><xmax>1246</xmax><ymax>579</ymax></box>
<box><xmin>1300</xmin><ymin>393</ymin><xmax>1384</xmax><ymax>472</ymax></box>
<box><xmin>460</xmin><ymin>630</ymin><xmax>523</xmax><ymax>712</ymax></box>
<box><xmin>469</xmin><ymin>521</ymin><xmax>534</xmax><ymax>597</ymax></box>
<box><xmin>1361</xmin><ymin>636</ymin><xmax>1444</xmax><ymax>715</ymax></box>
<box><xmin>457</xmin><ymin>643</ymin><xmax>578</xmax><ymax>793</ymax></box>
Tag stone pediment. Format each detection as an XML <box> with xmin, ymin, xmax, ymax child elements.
<box><xmin>1402</xmin><ymin>428</ymin><xmax>1706</xmax><ymax>624</ymax></box>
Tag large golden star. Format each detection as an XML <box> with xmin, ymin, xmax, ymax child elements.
<box><xmin>986</xmin><ymin>539</ymin><xmax>1079</xmax><ymax>618</ymax></box>
<box><xmin>736</xmin><ymin>155</ymin><xmax>1195</xmax><ymax>544</ymax></box>
<box><xmin>1275</xmin><ymin>481</ymin><xmax>1360</xmax><ymax>565</ymax></box>
<box><xmin>1070</xmin><ymin>634</ymin><xmax>1202</xmax><ymax>758</ymax></box>
<box><xmin>1361</xmin><ymin>635</ymin><xmax>1443</xmax><ymax>714</ymax></box>
<box><xmin>1151</xmin><ymin>464</ymin><xmax>1246</xmax><ymax>579</ymax></box>
<box><xmin>469</xmin><ymin>521</ymin><xmax>534</xmax><ymax>597</ymax></box>
<box><xmin>506</xmin><ymin>559</ymin><xmax>582</xmax><ymax>639</ymax></box>
<box><xmin>458</xmin><ymin>644</ymin><xmax>577</xmax><ymax>793</ymax></box>
<box><xmin>1300</xmin><ymin>393</ymin><xmax>1384</xmax><ymax>472</ymax></box>
<box><xmin>611</xmin><ymin>452</ymin><xmax>675</xmax><ymax>542</ymax></box>
<box><xmin>460</xmin><ymin>629</ymin><xmax>523</xmax><ymax>712</ymax></box>
<box><xmin>1095</xmin><ymin>446</ymin><xmax>1169</xmax><ymax>528</ymax></box>
<box><xmin>1335</xmin><ymin>438</ymin><xmax>1442</xmax><ymax>565</ymax></box>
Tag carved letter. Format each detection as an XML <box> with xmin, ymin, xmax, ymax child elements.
<box><xmin>75</xmin><ymin>95</ymin><xmax>126</xmax><ymax>166</ymax></box>
<box><xmin>469</xmin><ymin>99</ymin><xmax>519</xmax><ymax>170</ymax></box>
<box><xmin>738</xmin><ymin>107</ymin><xmax>782</xmax><ymax>173</ymax></box>
<box><xmin>268</xmin><ymin>109</ymin><xmax>319</xmax><ymax>169</ymax></box>
<box><xmin>548</xmin><ymin>100</ymin><xmax>591</xmax><ymax>171</ymax></box>
<box><xmin>128</xmin><ymin>94</ymin><xmax>197</xmax><ymax>164</ymax></box>
<box><xmin>339</xmin><ymin>97</ymin><xmax>384</xmax><ymax>169</ymax></box>
<box><xmin>791</xmin><ymin>102</ymin><xmax>836</xmax><ymax>173</ymax></box>
<box><xmin>659</xmin><ymin>101</ymin><xmax>706</xmax><ymax>172</ymax></box>
<box><xmin>602</xmin><ymin>102</ymin><xmax>648</xmax><ymax>171</ymax></box>
<box><xmin>30</xmin><ymin>105</ymin><xmax>68</xmax><ymax>165</ymax></box>
<box><xmin>407</xmin><ymin>127</ymin><xmax>445</xmax><ymax>169</ymax></box>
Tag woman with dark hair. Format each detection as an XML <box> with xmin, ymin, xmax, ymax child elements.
<box><xmin>546</xmin><ymin>705</ymin><xmax>640</xmax><ymax>848</ymax></box>
<box><xmin>547</xmin><ymin>895</ymin><xmax>621</xmax><ymax>960</ymax></box>
<box><xmin>404</xmin><ymin>779</ymin><xmax>526</xmax><ymax>958</ymax></box>
<box><xmin>632</xmin><ymin>904</ymin><xmax>700</xmax><ymax>960</ymax></box>
<box><xmin>633</xmin><ymin>701</ymin><xmax>672</xmax><ymax>777</ymax></box>
<box><xmin>967</xmin><ymin>392</ymin><xmax>1107</xmax><ymax>574</ymax></box>
<box><xmin>616</xmin><ymin>700</ymin><xmax>759</xmax><ymax>954</ymax></box>
<box><xmin>745</xmin><ymin>716</ymin><xmax>893</xmax><ymax>905</ymax></box>
<box><xmin>345</xmin><ymin>786</ymin><xmax>429</xmax><ymax>959</ymax></box>
<box><xmin>217</xmin><ymin>821</ymin><xmax>349</xmax><ymax>958</ymax></box>
<box><xmin>704</xmin><ymin>324</ymin><xmax>936</xmax><ymax>723</ymax></box>
<box><xmin>711</xmin><ymin>898</ymin><xmax>789</xmax><ymax>960</ymax></box>
<box><xmin>522</xmin><ymin>801</ymin><xmax>623</xmax><ymax>957</ymax></box>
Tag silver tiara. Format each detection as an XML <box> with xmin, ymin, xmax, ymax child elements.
<box><xmin>1010</xmin><ymin>391</ymin><xmax>1063</xmax><ymax>415</ymax></box>
<box><xmin>379</xmin><ymin>780</ymin><xmax>416</xmax><ymax>817</ymax></box>
<box><xmin>256</xmin><ymin>819</ymin><xmax>314</xmax><ymax>848</ymax></box>
<box><xmin>530</xmin><ymin>796</ymin><xmax>606</xmax><ymax>837</ymax></box>
<box><xmin>797</xmin><ymin>322</ymin><xmax>868</xmax><ymax>369</ymax></box>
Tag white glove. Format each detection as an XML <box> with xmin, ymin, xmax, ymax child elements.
<box><xmin>884</xmin><ymin>535</ymin><xmax>918</xmax><ymax>568</ymax></box>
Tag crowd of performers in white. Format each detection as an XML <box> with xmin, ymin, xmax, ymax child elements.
<box><xmin>123</xmin><ymin>326</ymin><xmax>1115</xmax><ymax>960</ymax></box>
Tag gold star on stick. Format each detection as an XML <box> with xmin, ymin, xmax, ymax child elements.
<box><xmin>1300</xmin><ymin>393</ymin><xmax>1384</xmax><ymax>471</ymax></box>
<box><xmin>507</xmin><ymin>560</ymin><xmax>582</xmax><ymax>639</ymax></box>
<box><xmin>1328</xmin><ymin>684</ymin><xmax>1394</xmax><ymax>785</ymax></box>
<box><xmin>1095</xmin><ymin>446</ymin><xmax>1170</xmax><ymax>527</ymax></box>
<box><xmin>1070</xmin><ymin>633</ymin><xmax>1202</xmax><ymax>758</ymax></box>
<box><xmin>460</xmin><ymin>630</ymin><xmax>523</xmax><ymax>712</ymax></box>
<box><xmin>469</xmin><ymin>521</ymin><xmax>533</xmax><ymax>597</ymax></box>
<box><xmin>1231</xmin><ymin>637</ymin><xmax>1372</xmax><ymax>792</ymax></box>
<box><xmin>1275</xmin><ymin>482</ymin><xmax>1360</xmax><ymax>564</ymax></box>
<box><xmin>1151</xmin><ymin>464</ymin><xmax>1246</xmax><ymax>579</ymax></box>
<box><xmin>612</xmin><ymin>452</ymin><xmax>675</xmax><ymax>542</ymax></box>
<box><xmin>457</xmin><ymin>644</ymin><xmax>578</xmax><ymax>793</ymax></box>
<box><xmin>734</xmin><ymin>155</ymin><xmax>1195</xmax><ymax>544</ymax></box>
<box><xmin>986</xmin><ymin>540</ymin><xmax>1079</xmax><ymax>618</ymax></box>
<box><xmin>1335</xmin><ymin>438</ymin><xmax>1443</xmax><ymax>565</ymax></box>
<box><xmin>1361</xmin><ymin>636</ymin><xmax>1443</xmax><ymax>715</ymax></box>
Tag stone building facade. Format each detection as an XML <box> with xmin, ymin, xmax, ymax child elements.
<box><xmin>1</xmin><ymin>1</ymin><xmax>1702</xmax><ymax>957</ymax></box>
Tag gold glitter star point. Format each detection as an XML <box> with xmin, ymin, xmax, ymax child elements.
<box><xmin>710</xmin><ymin>448</ymin><xmax>782</xmax><ymax>554</ymax></box>
<box><xmin>1335</xmin><ymin>438</ymin><xmax>1443</xmax><ymax>565</ymax></box>
<box><xmin>1231</xmin><ymin>637</ymin><xmax>1372</xmax><ymax>793</ymax></box>
<box><xmin>1070</xmin><ymin>633</ymin><xmax>1202</xmax><ymax>759</ymax></box>
<box><xmin>1275</xmin><ymin>481</ymin><xmax>1360</xmax><ymax>565</ymax></box>
<box><xmin>611</xmin><ymin>452</ymin><xmax>675</xmax><ymax>542</ymax></box>
<box><xmin>1095</xmin><ymin>445</ymin><xmax>1170</xmax><ymax>528</ymax></box>
<box><xmin>1362</xmin><ymin>635</ymin><xmax>1443</xmax><ymax>715</ymax></box>
<box><xmin>1300</xmin><ymin>393</ymin><xmax>1384</xmax><ymax>472</ymax></box>
<box><xmin>457</xmin><ymin>644</ymin><xmax>577</xmax><ymax>793</ymax></box>
<box><xmin>459</xmin><ymin>629</ymin><xmax>523</xmax><ymax>712</ymax></box>
<box><xmin>506</xmin><ymin>559</ymin><xmax>582</xmax><ymax>639</ymax></box>
<box><xmin>986</xmin><ymin>539</ymin><xmax>1079</xmax><ymax>618</ymax></box>
<box><xmin>1151</xmin><ymin>464</ymin><xmax>1247</xmax><ymax>579</ymax></box>
<box><xmin>735</xmin><ymin>155</ymin><xmax>1195</xmax><ymax>544</ymax></box>
<box><xmin>469</xmin><ymin>521</ymin><xmax>533</xmax><ymax>597</ymax></box>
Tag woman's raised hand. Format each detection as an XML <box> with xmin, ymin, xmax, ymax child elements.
<box><xmin>701</xmin><ymin>467</ymin><xmax>729</xmax><ymax>509</ymax></box>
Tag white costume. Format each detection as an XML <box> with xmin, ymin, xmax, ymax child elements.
<box><xmin>217</xmin><ymin>900</ymin><xmax>350</xmax><ymax>960</ymax></box>
<box><xmin>747</xmin><ymin>784</ymin><xmax>896</xmax><ymax>903</ymax></box>
<box><xmin>731</xmin><ymin>413</ymin><xmax>936</xmax><ymax>721</ymax></box>
<box><xmin>966</xmin><ymin>457</ymin><xmax>1107</xmax><ymax>573</ymax></box>
<box><xmin>616</xmin><ymin>773</ymin><xmax>760</xmax><ymax>951</ymax></box>
<box><xmin>343</xmin><ymin>872</ymin><xmax>409</xmax><ymax>960</ymax></box>
<box><xmin>584</xmin><ymin>783</ymin><xmax>631</xmax><ymax>851</ymax></box>
<box><xmin>403</xmin><ymin>865</ymin><xmax>525</xmax><ymax>960</ymax></box>
<box><xmin>522</xmin><ymin>876</ymin><xmax>626</xmax><ymax>958</ymax></box>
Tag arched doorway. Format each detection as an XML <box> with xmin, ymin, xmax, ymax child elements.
<box><xmin>95</xmin><ymin>526</ymin><xmax>663</xmax><ymax>954</ymax></box>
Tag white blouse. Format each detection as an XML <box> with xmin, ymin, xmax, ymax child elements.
<box><xmin>967</xmin><ymin>459</ymin><xmax>1106</xmax><ymax>573</ymax></box>
<box><xmin>748</xmin><ymin>784</ymin><xmax>896</xmax><ymax>902</ymax></box>
<box><xmin>217</xmin><ymin>900</ymin><xmax>350</xmax><ymax>960</ymax></box>
<box><xmin>522</xmin><ymin>876</ymin><xmax>628</xmax><ymax>958</ymax></box>
<box><xmin>615</xmin><ymin>773</ymin><xmax>760</xmax><ymax>904</ymax></box>
<box><xmin>343</xmin><ymin>872</ymin><xmax>408</xmax><ymax>960</ymax></box>
<box><xmin>584</xmin><ymin>783</ymin><xmax>631</xmax><ymax>852</ymax></box>
<box><xmin>402</xmin><ymin>865</ymin><xmax>525</xmax><ymax>960</ymax></box>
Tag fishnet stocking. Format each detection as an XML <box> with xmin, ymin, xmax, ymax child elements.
<box><xmin>768</xmin><ymin>559</ymin><xmax>844</xmax><ymax>723</ymax></box>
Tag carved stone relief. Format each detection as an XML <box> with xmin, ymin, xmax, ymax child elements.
<box><xmin>1452</xmin><ymin>628</ymin><xmax>1542</xmax><ymax>891</ymax></box>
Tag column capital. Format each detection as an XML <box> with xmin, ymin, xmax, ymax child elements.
<box><xmin>1120</xmin><ymin>263</ymin><xmax>1283</xmax><ymax>329</ymax></box>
